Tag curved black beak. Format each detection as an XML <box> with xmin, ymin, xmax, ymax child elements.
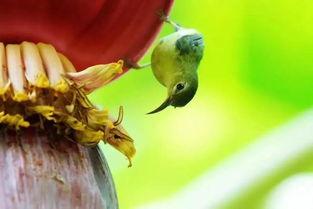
<box><xmin>147</xmin><ymin>96</ymin><xmax>172</xmax><ymax>114</ymax></box>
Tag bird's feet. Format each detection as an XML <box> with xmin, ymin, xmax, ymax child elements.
<box><xmin>124</xmin><ymin>59</ymin><xmax>151</xmax><ymax>70</ymax></box>
<box><xmin>157</xmin><ymin>10</ymin><xmax>181</xmax><ymax>31</ymax></box>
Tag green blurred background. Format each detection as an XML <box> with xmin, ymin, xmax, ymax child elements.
<box><xmin>89</xmin><ymin>0</ymin><xmax>313</xmax><ymax>208</ymax></box>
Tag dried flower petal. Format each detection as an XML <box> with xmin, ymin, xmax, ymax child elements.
<box><xmin>75</xmin><ymin>128</ymin><xmax>104</xmax><ymax>146</ymax></box>
<box><xmin>67</xmin><ymin>60</ymin><xmax>123</xmax><ymax>94</ymax></box>
<box><xmin>0</xmin><ymin>112</ymin><xmax>30</xmax><ymax>129</ymax></box>
<box><xmin>27</xmin><ymin>105</ymin><xmax>54</xmax><ymax>120</ymax></box>
<box><xmin>87</xmin><ymin>108</ymin><xmax>112</xmax><ymax>130</ymax></box>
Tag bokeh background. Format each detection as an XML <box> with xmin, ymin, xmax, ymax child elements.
<box><xmin>89</xmin><ymin>0</ymin><xmax>313</xmax><ymax>208</ymax></box>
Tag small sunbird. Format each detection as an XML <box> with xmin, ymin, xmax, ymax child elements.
<box><xmin>127</xmin><ymin>14</ymin><xmax>204</xmax><ymax>114</ymax></box>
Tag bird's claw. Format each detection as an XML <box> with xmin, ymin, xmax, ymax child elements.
<box><xmin>124</xmin><ymin>59</ymin><xmax>150</xmax><ymax>70</ymax></box>
<box><xmin>156</xmin><ymin>9</ymin><xmax>181</xmax><ymax>31</ymax></box>
<box><xmin>157</xmin><ymin>10</ymin><xmax>169</xmax><ymax>22</ymax></box>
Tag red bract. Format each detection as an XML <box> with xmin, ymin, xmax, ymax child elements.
<box><xmin>0</xmin><ymin>0</ymin><xmax>174</xmax><ymax>70</ymax></box>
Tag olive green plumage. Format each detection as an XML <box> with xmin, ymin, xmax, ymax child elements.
<box><xmin>148</xmin><ymin>26</ymin><xmax>204</xmax><ymax>114</ymax></box>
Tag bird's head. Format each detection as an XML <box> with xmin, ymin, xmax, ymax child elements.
<box><xmin>148</xmin><ymin>74</ymin><xmax>198</xmax><ymax>114</ymax></box>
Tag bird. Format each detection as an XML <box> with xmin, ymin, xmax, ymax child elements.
<box><xmin>126</xmin><ymin>14</ymin><xmax>204</xmax><ymax>114</ymax></box>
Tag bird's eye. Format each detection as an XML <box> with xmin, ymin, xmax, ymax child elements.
<box><xmin>176</xmin><ymin>83</ymin><xmax>185</xmax><ymax>91</ymax></box>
